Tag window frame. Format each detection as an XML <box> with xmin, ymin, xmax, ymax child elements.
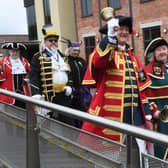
<box><xmin>43</xmin><ymin>0</ymin><xmax>52</xmax><ymax>25</ymax></box>
<box><xmin>84</xmin><ymin>36</ymin><xmax>95</xmax><ymax>63</ymax></box>
<box><xmin>140</xmin><ymin>0</ymin><xmax>154</xmax><ymax>3</ymax></box>
<box><xmin>108</xmin><ymin>0</ymin><xmax>121</xmax><ymax>9</ymax></box>
<box><xmin>81</xmin><ymin>0</ymin><xmax>93</xmax><ymax>17</ymax></box>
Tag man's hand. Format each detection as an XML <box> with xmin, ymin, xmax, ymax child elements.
<box><xmin>107</xmin><ymin>18</ymin><xmax>119</xmax><ymax>44</ymax></box>
<box><xmin>145</xmin><ymin>114</ymin><xmax>152</xmax><ymax>120</ymax></box>
<box><xmin>32</xmin><ymin>94</ymin><xmax>50</xmax><ymax>116</ymax></box>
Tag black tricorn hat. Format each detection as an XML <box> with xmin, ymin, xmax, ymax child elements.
<box><xmin>99</xmin><ymin>16</ymin><xmax>133</xmax><ymax>34</ymax></box>
<box><xmin>1</xmin><ymin>42</ymin><xmax>27</xmax><ymax>50</ymax></box>
<box><xmin>144</xmin><ymin>37</ymin><xmax>168</xmax><ymax>57</ymax></box>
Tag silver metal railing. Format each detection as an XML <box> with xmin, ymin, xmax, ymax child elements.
<box><xmin>0</xmin><ymin>88</ymin><xmax>168</xmax><ymax>168</ymax></box>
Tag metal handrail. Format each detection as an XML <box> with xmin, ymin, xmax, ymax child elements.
<box><xmin>0</xmin><ymin>88</ymin><xmax>168</xmax><ymax>147</ymax></box>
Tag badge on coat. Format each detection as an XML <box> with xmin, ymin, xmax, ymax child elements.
<box><xmin>138</xmin><ymin>68</ymin><xmax>147</xmax><ymax>82</ymax></box>
<box><xmin>152</xmin><ymin>64</ymin><xmax>162</xmax><ymax>76</ymax></box>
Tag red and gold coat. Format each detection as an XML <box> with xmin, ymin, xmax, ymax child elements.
<box><xmin>80</xmin><ymin>43</ymin><xmax>151</xmax><ymax>147</ymax></box>
<box><xmin>0</xmin><ymin>56</ymin><xmax>30</xmax><ymax>104</ymax></box>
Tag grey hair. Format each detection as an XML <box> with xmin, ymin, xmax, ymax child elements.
<box><xmin>64</xmin><ymin>47</ymin><xmax>81</xmax><ymax>56</ymax></box>
<box><xmin>146</xmin><ymin>52</ymin><xmax>154</xmax><ymax>63</ymax></box>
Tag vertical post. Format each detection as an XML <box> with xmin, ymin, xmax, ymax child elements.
<box><xmin>26</xmin><ymin>103</ymin><xmax>40</xmax><ymax>168</ymax></box>
<box><xmin>126</xmin><ymin>135</ymin><xmax>132</xmax><ymax>168</ymax></box>
<box><xmin>98</xmin><ymin>0</ymin><xmax>103</xmax><ymax>40</ymax></box>
<box><xmin>127</xmin><ymin>1</ymin><xmax>134</xmax><ymax>167</ymax></box>
<box><xmin>73</xmin><ymin>0</ymin><xmax>78</xmax><ymax>41</ymax></box>
<box><xmin>128</xmin><ymin>0</ymin><xmax>135</xmax><ymax>50</ymax></box>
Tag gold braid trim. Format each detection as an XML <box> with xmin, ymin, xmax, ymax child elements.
<box><xmin>139</xmin><ymin>80</ymin><xmax>152</xmax><ymax>91</ymax></box>
<box><xmin>96</xmin><ymin>44</ymin><xmax>116</xmax><ymax>57</ymax></box>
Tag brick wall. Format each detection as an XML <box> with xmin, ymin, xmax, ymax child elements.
<box><xmin>75</xmin><ymin>0</ymin><xmax>168</xmax><ymax>65</ymax></box>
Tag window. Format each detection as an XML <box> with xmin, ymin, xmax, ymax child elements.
<box><xmin>140</xmin><ymin>0</ymin><xmax>153</xmax><ymax>3</ymax></box>
<box><xmin>84</xmin><ymin>36</ymin><xmax>95</xmax><ymax>62</ymax></box>
<box><xmin>143</xmin><ymin>26</ymin><xmax>160</xmax><ymax>49</ymax></box>
<box><xmin>26</xmin><ymin>5</ymin><xmax>37</xmax><ymax>40</ymax></box>
<box><xmin>81</xmin><ymin>0</ymin><xmax>93</xmax><ymax>17</ymax></box>
<box><xmin>143</xmin><ymin>26</ymin><xmax>160</xmax><ymax>65</ymax></box>
<box><xmin>43</xmin><ymin>0</ymin><xmax>51</xmax><ymax>25</ymax></box>
<box><xmin>108</xmin><ymin>0</ymin><xmax>121</xmax><ymax>9</ymax></box>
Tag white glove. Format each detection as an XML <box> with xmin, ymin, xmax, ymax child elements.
<box><xmin>145</xmin><ymin>114</ymin><xmax>152</xmax><ymax>120</ymax></box>
<box><xmin>32</xmin><ymin>94</ymin><xmax>42</xmax><ymax>100</ymax></box>
<box><xmin>32</xmin><ymin>94</ymin><xmax>50</xmax><ymax>116</ymax></box>
<box><xmin>107</xmin><ymin>18</ymin><xmax>119</xmax><ymax>44</ymax></box>
<box><xmin>62</xmin><ymin>86</ymin><xmax>72</xmax><ymax>96</ymax></box>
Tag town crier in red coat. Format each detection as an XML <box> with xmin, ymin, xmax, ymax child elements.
<box><xmin>0</xmin><ymin>42</ymin><xmax>30</xmax><ymax>108</ymax></box>
<box><xmin>79</xmin><ymin>10</ymin><xmax>152</xmax><ymax>161</ymax></box>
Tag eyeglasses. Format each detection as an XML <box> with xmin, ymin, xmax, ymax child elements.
<box><xmin>48</xmin><ymin>39</ymin><xmax>58</xmax><ymax>43</ymax></box>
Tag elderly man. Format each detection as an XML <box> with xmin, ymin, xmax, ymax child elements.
<box><xmin>30</xmin><ymin>29</ymin><xmax>73</xmax><ymax>125</ymax></box>
<box><xmin>0</xmin><ymin>42</ymin><xmax>30</xmax><ymax>108</ymax></box>
<box><xmin>79</xmin><ymin>8</ymin><xmax>152</xmax><ymax>167</ymax></box>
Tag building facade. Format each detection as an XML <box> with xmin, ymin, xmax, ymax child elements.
<box><xmin>24</xmin><ymin>0</ymin><xmax>77</xmax><ymax>53</ymax></box>
<box><xmin>24</xmin><ymin>0</ymin><xmax>168</xmax><ymax>65</ymax></box>
<box><xmin>75</xmin><ymin>0</ymin><xmax>168</xmax><ymax>65</ymax></box>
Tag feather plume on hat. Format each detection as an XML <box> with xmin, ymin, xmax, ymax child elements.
<box><xmin>42</xmin><ymin>28</ymin><xmax>59</xmax><ymax>40</ymax></box>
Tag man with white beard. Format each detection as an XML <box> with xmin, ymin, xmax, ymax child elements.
<box><xmin>0</xmin><ymin>42</ymin><xmax>30</xmax><ymax>108</ymax></box>
<box><xmin>30</xmin><ymin>29</ymin><xmax>73</xmax><ymax>125</ymax></box>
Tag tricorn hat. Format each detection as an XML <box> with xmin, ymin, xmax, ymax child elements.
<box><xmin>42</xmin><ymin>28</ymin><xmax>59</xmax><ymax>40</ymax></box>
<box><xmin>1</xmin><ymin>42</ymin><xmax>27</xmax><ymax>50</ymax></box>
<box><xmin>144</xmin><ymin>37</ymin><xmax>168</xmax><ymax>57</ymax></box>
<box><xmin>64</xmin><ymin>40</ymin><xmax>81</xmax><ymax>56</ymax></box>
<box><xmin>68</xmin><ymin>40</ymin><xmax>80</xmax><ymax>49</ymax></box>
<box><xmin>99</xmin><ymin>16</ymin><xmax>133</xmax><ymax>34</ymax></box>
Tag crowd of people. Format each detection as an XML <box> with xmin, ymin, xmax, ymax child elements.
<box><xmin>0</xmin><ymin>6</ymin><xmax>168</xmax><ymax>167</ymax></box>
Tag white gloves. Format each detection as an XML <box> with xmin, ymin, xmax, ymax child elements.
<box><xmin>62</xmin><ymin>86</ymin><xmax>72</xmax><ymax>96</ymax></box>
<box><xmin>145</xmin><ymin>114</ymin><xmax>152</xmax><ymax>120</ymax></box>
<box><xmin>32</xmin><ymin>94</ymin><xmax>50</xmax><ymax>117</ymax></box>
<box><xmin>107</xmin><ymin>18</ymin><xmax>119</xmax><ymax>44</ymax></box>
<box><xmin>32</xmin><ymin>94</ymin><xmax>42</xmax><ymax>100</ymax></box>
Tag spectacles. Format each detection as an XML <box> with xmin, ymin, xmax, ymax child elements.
<box><xmin>48</xmin><ymin>39</ymin><xmax>58</xmax><ymax>43</ymax></box>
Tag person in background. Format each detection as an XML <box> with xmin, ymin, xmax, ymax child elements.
<box><xmin>144</xmin><ymin>37</ymin><xmax>168</xmax><ymax>160</ymax></box>
<box><xmin>29</xmin><ymin>29</ymin><xmax>74</xmax><ymax>125</ymax></box>
<box><xmin>79</xmin><ymin>7</ymin><xmax>152</xmax><ymax>167</ymax></box>
<box><xmin>65</xmin><ymin>40</ymin><xmax>92</xmax><ymax>128</ymax></box>
<box><xmin>0</xmin><ymin>42</ymin><xmax>30</xmax><ymax>108</ymax></box>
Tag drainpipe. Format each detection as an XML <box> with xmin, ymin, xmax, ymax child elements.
<box><xmin>98</xmin><ymin>0</ymin><xmax>103</xmax><ymax>40</ymax></box>
<box><xmin>128</xmin><ymin>0</ymin><xmax>135</xmax><ymax>50</ymax></box>
<box><xmin>73</xmin><ymin>0</ymin><xmax>78</xmax><ymax>41</ymax></box>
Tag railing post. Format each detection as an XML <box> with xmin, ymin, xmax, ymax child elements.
<box><xmin>26</xmin><ymin>103</ymin><xmax>40</xmax><ymax>168</ymax></box>
<box><xmin>127</xmin><ymin>135</ymin><xmax>132</xmax><ymax>168</ymax></box>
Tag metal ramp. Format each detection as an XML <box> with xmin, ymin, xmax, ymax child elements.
<box><xmin>0</xmin><ymin>89</ymin><xmax>168</xmax><ymax>168</ymax></box>
<box><xmin>0</xmin><ymin>103</ymin><xmax>125</xmax><ymax>168</ymax></box>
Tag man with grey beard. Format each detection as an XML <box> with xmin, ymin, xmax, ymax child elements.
<box><xmin>30</xmin><ymin>29</ymin><xmax>74</xmax><ymax>125</ymax></box>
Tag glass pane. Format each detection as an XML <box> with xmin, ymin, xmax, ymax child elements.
<box><xmin>81</xmin><ymin>0</ymin><xmax>92</xmax><ymax>16</ymax></box>
<box><xmin>87</xmin><ymin>0</ymin><xmax>93</xmax><ymax>15</ymax></box>
<box><xmin>143</xmin><ymin>29</ymin><xmax>150</xmax><ymax>41</ymax></box>
<box><xmin>43</xmin><ymin>0</ymin><xmax>51</xmax><ymax>24</ymax></box>
<box><xmin>84</xmin><ymin>36</ymin><xmax>95</xmax><ymax>60</ymax></box>
<box><xmin>108</xmin><ymin>0</ymin><xmax>121</xmax><ymax>9</ymax></box>
<box><xmin>151</xmin><ymin>27</ymin><xmax>160</xmax><ymax>39</ymax></box>
<box><xmin>26</xmin><ymin>5</ymin><xmax>37</xmax><ymax>40</ymax></box>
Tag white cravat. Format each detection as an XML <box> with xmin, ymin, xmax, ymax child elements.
<box><xmin>10</xmin><ymin>57</ymin><xmax>26</xmax><ymax>74</ymax></box>
<box><xmin>118</xmin><ymin>44</ymin><xmax>126</xmax><ymax>50</ymax></box>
